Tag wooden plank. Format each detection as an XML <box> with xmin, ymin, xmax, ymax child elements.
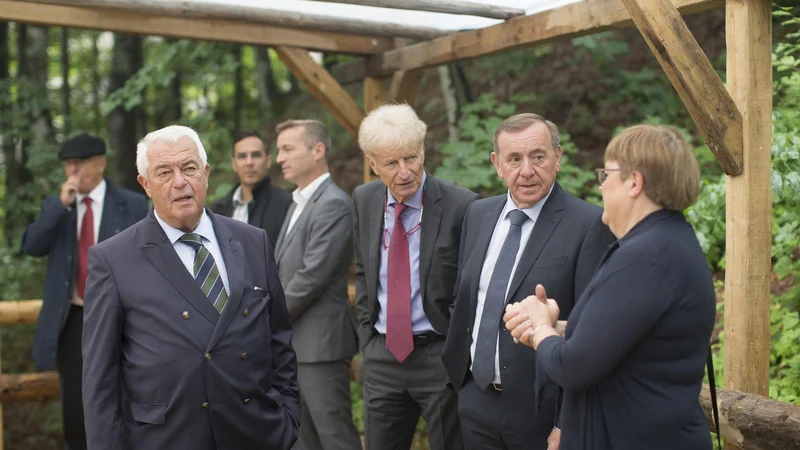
<box><xmin>0</xmin><ymin>0</ymin><xmax>393</xmax><ymax>55</ymax></box>
<box><xmin>387</xmin><ymin>38</ymin><xmax>423</xmax><ymax>105</ymax></box>
<box><xmin>0</xmin><ymin>372</ymin><xmax>60</xmax><ymax>403</ymax></box>
<box><xmin>330</xmin><ymin>0</ymin><xmax>722</xmax><ymax>82</ymax></box>
<box><xmin>312</xmin><ymin>0</ymin><xmax>526</xmax><ymax>20</ymax></box>
<box><xmin>363</xmin><ymin>76</ymin><xmax>386</xmax><ymax>183</ymax></box>
<box><xmin>621</xmin><ymin>0</ymin><xmax>742</xmax><ymax>174</ymax></box>
<box><xmin>22</xmin><ymin>0</ymin><xmax>450</xmax><ymax>40</ymax></box>
<box><xmin>0</xmin><ymin>300</ymin><xmax>41</xmax><ymax>326</ymax></box>
<box><xmin>723</xmin><ymin>0</ymin><xmax>772</xmax><ymax>408</ymax></box>
<box><xmin>274</xmin><ymin>47</ymin><xmax>364</xmax><ymax>139</ymax></box>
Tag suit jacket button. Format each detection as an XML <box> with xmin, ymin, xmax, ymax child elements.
<box><xmin>204</xmin><ymin>353</ymin><xmax>212</xmax><ymax>361</ymax></box>
<box><xmin>243</xmin><ymin>309</ymin><xmax>249</xmax><ymax>317</ymax></box>
<box><xmin>243</xmin><ymin>398</ymin><xmax>250</xmax><ymax>404</ymax></box>
<box><xmin>182</xmin><ymin>311</ymin><xmax>190</xmax><ymax>320</ymax></box>
<box><xmin>241</xmin><ymin>353</ymin><xmax>248</xmax><ymax>360</ymax></box>
<box><xmin>201</xmin><ymin>402</ymin><xmax>209</xmax><ymax>408</ymax></box>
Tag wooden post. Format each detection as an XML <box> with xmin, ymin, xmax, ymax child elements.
<box><xmin>362</xmin><ymin>76</ymin><xmax>387</xmax><ymax>183</ymax></box>
<box><xmin>723</xmin><ymin>0</ymin><xmax>772</xmax><ymax>429</ymax></box>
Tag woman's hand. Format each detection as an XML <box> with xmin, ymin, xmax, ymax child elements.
<box><xmin>504</xmin><ymin>284</ymin><xmax>561</xmax><ymax>348</ymax></box>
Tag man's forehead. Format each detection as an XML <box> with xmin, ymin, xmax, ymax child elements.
<box><xmin>376</xmin><ymin>146</ymin><xmax>422</xmax><ymax>161</ymax></box>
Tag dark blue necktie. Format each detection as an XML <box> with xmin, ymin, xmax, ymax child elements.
<box><xmin>472</xmin><ymin>209</ymin><xmax>530</xmax><ymax>390</ymax></box>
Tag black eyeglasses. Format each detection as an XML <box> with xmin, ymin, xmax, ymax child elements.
<box><xmin>595</xmin><ymin>168</ymin><xmax>621</xmax><ymax>185</ymax></box>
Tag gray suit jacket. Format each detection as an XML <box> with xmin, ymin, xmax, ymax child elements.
<box><xmin>275</xmin><ymin>176</ymin><xmax>358</xmax><ymax>363</ymax></box>
<box><xmin>352</xmin><ymin>174</ymin><xmax>480</xmax><ymax>349</ymax></box>
<box><xmin>82</xmin><ymin>210</ymin><xmax>300</xmax><ymax>450</ymax></box>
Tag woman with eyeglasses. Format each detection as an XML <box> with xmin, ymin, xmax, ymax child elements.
<box><xmin>503</xmin><ymin>124</ymin><xmax>716</xmax><ymax>450</ymax></box>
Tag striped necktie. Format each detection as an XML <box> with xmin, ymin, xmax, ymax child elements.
<box><xmin>179</xmin><ymin>233</ymin><xmax>228</xmax><ymax>313</ymax></box>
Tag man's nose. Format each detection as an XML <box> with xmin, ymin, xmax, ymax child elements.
<box><xmin>173</xmin><ymin>170</ymin><xmax>187</xmax><ymax>187</ymax></box>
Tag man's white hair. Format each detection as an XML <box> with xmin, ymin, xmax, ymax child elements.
<box><xmin>136</xmin><ymin>125</ymin><xmax>208</xmax><ymax>178</ymax></box>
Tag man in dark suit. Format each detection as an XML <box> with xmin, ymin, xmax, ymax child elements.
<box><xmin>82</xmin><ymin>125</ymin><xmax>300</xmax><ymax>450</ymax></box>
<box><xmin>353</xmin><ymin>104</ymin><xmax>479</xmax><ymax>450</ymax></box>
<box><xmin>273</xmin><ymin>119</ymin><xmax>360</xmax><ymax>450</ymax></box>
<box><xmin>212</xmin><ymin>129</ymin><xmax>292</xmax><ymax>249</ymax></box>
<box><xmin>21</xmin><ymin>133</ymin><xmax>148</xmax><ymax>450</ymax></box>
<box><xmin>442</xmin><ymin>114</ymin><xmax>615</xmax><ymax>450</ymax></box>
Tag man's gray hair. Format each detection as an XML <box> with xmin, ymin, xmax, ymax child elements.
<box><xmin>493</xmin><ymin>113</ymin><xmax>560</xmax><ymax>154</ymax></box>
<box><xmin>136</xmin><ymin>125</ymin><xmax>208</xmax><ymax>178</ymax></box>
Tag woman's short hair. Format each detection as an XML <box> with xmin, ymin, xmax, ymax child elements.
<box><xmin>605</xmin><ymin>124</ymin><xmax>700</xmax><ymax>211</ymax></box>
<box><xmin>358</xmin><ymin>104</ymin><xmax>427</xmax><ymax>157</ymax></box>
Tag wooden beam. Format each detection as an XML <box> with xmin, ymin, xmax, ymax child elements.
<box><xmin>387</xmin><ymin>38</ymin><xmax>424</xmax><ymax>105</ymax></box>
<box><xmin>0</xmin><ymin>0</ymin><xmax>393</xmax><ymax>55</ymax></box>
<box><xmin>362</xmin><ymin>76</ymin><xmax>386</xmax><ymax>183</ymax></box>
<box><xmin>0</xmin><ymin>372</ymin><xmax>60</xmax><ymax>403</ymax></box>
<box><xmin>276</xmin><ymin>46</ymin><xmax>364</xmax><ymax>138</ymax></box>
<box><xmin>699</xmin><ymin>385</ymin><xmax>800</xmax><ymax>450</ymax></box>
<box><xmin>0</xmin><ymin>299</ymin><xmax>41</xmax><ymax>326</ymax></box>
<box><xmin>621</xmin><ymin>0</ymin><xmax>742</xmax><ymax>175</ymax></box>
<box><xmin>312</xmin><ymin>0</ymin><xmax>526</xmax><ymax>20</ymax></box>
<box><xmin>330</xmin><ymin>0</ymin><xmax>722</xmax><ymax>83</ymax></box>
<box><xmin>22</xmin><ymin>0</ymin><xmax>450</xmax><ymax>40</ymax></box>
<box><xmin>724</xmin><ymin>0</ymin><xmax>772</xmax><ymax>407</ymax></box>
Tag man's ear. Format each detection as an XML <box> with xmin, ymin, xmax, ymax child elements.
<box><xmin>137</xmin><ymin>175</ymin><xmax>151</xmax><ymax>198</ymax></box>
<box><xmin>491</xmin><ymin>152</ymin><xmax>502</xmax><ymax>178</ymax></box>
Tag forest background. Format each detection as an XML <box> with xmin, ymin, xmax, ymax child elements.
<box><xmin>0</xmin><ymin>4</ymin><xmax>798</xmax><ymax>449</ymax></box>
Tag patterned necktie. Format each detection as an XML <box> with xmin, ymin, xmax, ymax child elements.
<box><xmin>472</xmin><ymin>209</ymin><xmax>530</xmax><ymax>390</ymax></box>
<box><xmin>77</xmin><ymin>197</ymin><xmax>94</xmax><ymax>299</ymax></box>
<box><xmin>179</xmin><ymin>233</ymin><xmax>228</xmax><ymax>313</ymax></box>
<box><xmin>386</xmin><ymin>203</ymin><xmax>414</xmax><ymax>363</ymax></box>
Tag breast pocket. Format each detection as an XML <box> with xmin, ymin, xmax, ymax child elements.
<box><xmin>534</xmin><ymin>256</ymin><xmax>568</xmax><ymax>268</ymax></box>
<box><xmin>244</xmin><ymin>287</ymin><xmax>271</xmax><ymax>344</ymax></box>
<box><xmin>130</xmin><ymin>401</ymin><xmax>166</xmax><ymax>425</ymax></box>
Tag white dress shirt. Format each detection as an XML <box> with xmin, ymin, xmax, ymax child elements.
<box><xmin>231</xmin><ymin>185</ymin><xmax>250</xmax><ymax>223</ymax></box>
<box><xmin>154</xmin><ymin>209</ymin><xmax>230</xmax><ymax>295</ymax></box>
<box><xmin>72</xmin><ymin>180</ymin><xmax>106</xmax><ymax>306</ymax></box>
<box><xmin>470</xmin><ymin>186</ymin><xmax>553</xmax><ymax>384</ymax></box>
<box><xmin>286</xmin><ymin>172</ymin><xmax>331</xmax><ymax>234</ymax></box>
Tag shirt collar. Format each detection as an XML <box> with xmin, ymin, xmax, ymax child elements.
<box><xmin>502</xmin><ymin>182</ymin><xmax>554</xmax><ymax>222</ymax></box>
<box><xmin>232</xmin><ymin>185</ymin><xmax>249</xmax><ymax>207</ymax></box>
<box><xmin>293</xmin><ymin>172</ymin><xmax>331</xmax><ymax>206</ymax></box>
<box><xmin>387</xmin><ymin>170</ymin><xmax>426</xmax><ymax>210</ymax></box>
<box><xmin>154</xmin><ymin>208</ymin><xmax>215</xmax><ymax>245</ymax></box>
<box><xmin>76</xmin><ymin>179</ymin><xmax>107</xmax><ymax>206</ymax></box>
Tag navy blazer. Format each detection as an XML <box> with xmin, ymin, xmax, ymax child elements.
<box><xmin>82</xmin><ymin>211</ymin><xmax>300</xmax><ymax>450</ymax></box>
<box><xmin>536</xmin><ymin>210</ymin><xmax>715</xmax><ymax>450</ymax></box>
<box><xmin>21</xmin><ymin>180</ymin><xmax>148</xmax><ymax>369</ymax></box>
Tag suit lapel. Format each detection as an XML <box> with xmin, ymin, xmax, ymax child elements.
<box><xmin>367</xmin><ymin>185</ymin><xmax>385</xmax><ymax>307</ymax></box>
<box><xmin>206</xmin><ymin>211</ymin><xmax>245</xmax><ymax>351</ymax></box>
<box><xmin>274</xmin><ymin>203</ymin><xmax>296</xmax><ymax>261</ymax></box>
<box><xmin>139</xmin><ymin>214</ymin><xmax>220</xmax><ymax>326</ymax></box>
<box><xmin>276</xmin><ymin>177</ymin><xmax>331</xmax><ymax>262</ymax></box>
<box><xmin>419</xmin><ymin>177</ymin><xmax>443</xmax><ymax>292</ymax></box>
<box><xmin>469</xmin><ymin>197</ymin><xmax>506</xmax><ymax>310</ymax></box>
<box><xmin>506</xmin><ymin>184</ymin><xmax>565</xmax><ymax>302</ymax></box>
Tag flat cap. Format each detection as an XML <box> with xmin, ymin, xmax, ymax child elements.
<box><xmin>58</xmin><ymin>133</ymin><xmax>106</xmax><ymax>160</ymax></box>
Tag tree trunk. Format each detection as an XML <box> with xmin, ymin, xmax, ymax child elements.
<box><xmin>699</xmin><ymin>385</ymin><xmax>800</xmax><ymax>450</ymax></box>
<box><xmin>256</xmin><ymin>46</ymin><xmax>280</xmax><ymax>124</ymax></box>
<box><xmin>233</xmin><ymin>45</ymin><xmax>243</xmax><ymax>132</ymax></box>
<box><xmin>107</xmin><ymin>33</ymin><xmax>144</xmax><ymax>192</ymax></box>
<box><xmin>91</xmin><ymin>32</ymin><xmax>101</xmax><ymax>131</ymax></box>
<box><xmin>438</xmin><ymin>65</ymin><xmax>460</xmax><ymax>143</ymax></box>
<box><xmin>0</xmin><ymin>21</ymin><xmax>16</xmax><ymax>245</ymax></box>
<box><xmin>61</xmin><ymin>27</ymin><xmax>70</xmax><ymax>135</ymax></box>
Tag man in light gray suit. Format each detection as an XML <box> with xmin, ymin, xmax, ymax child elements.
<box><xmin>82</xmin><ymin>125</ymin><xmax>300</xmax><ymax>450</ymax></box>
<box><xmin>274</xmin><ymin>119</ymin><xmax>361</xmax><ymax>450</ymax></box>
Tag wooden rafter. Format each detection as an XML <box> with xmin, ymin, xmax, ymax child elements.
<box><xmin>622</xmin><ymin>0</ymin><xmax>742</xmax><ymax>174</ymax></box>
<box><xmin>0</xmin><ymin>0</ymin><xmax>393</xmax><ymax>54</ymax></box>
<box><xmin>724</xmin><ymin>0</ymin><xmax>773</xmax><ymax>402</ymax></box>
<box><xmin>330</xmin><ymin>0</ymin><xmax>722</xmax><ymax>83</ymax></box>
<box><xmin>387</xmin><ymin>39</ymin><xmax>424</xmax><ymax>105</ymax></box>
<box><xmin>20</xmin><ymin>0</ymin><xmax>450</xmax><ymax>40</ymax></box>
<box><xmin>312</xmin><ymin>0</ymin><xmax>526</xmax><ymax>20</ymax></box>
<box><xmin>274</xmin><ymin>47</ymin><xmax>364</xmax><ymax>138</ymax></box>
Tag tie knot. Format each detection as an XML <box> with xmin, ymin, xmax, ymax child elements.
<box><xmin>82</xmin><ymin>197</ymin><xmax>92</xmax><ymax>206</ymax></box>
<box><xmin>507</xmin><ymin>209</ymin><xmax>529</xmax><ymax>227</ymax></box>
<box><xmin>393</xmin><ymin>203</ymin><xmax>408</xmax><ymax>216</ymax></box>
<box><xmin>179</xmin><ymin>233</ymin><xmax>204</xmax><ymax>249</ymax></box>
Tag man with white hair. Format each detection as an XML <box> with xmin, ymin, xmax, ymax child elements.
<box><xmin>352</xmin><ymin>104</ymin><xmax>480</xmax><ymax>450</ymax></box>
<box><xmin>81</xmin><ymin>125</ymin><xmax>300</xmax><ymax>450</ymax></box>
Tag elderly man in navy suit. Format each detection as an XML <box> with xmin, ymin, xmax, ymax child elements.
<box><xmin>22</xmin><ymin>134</ymin><xmax>148</xmax><ymax>450</ymax></box>
<box><xmin>81</xmin><ymin>125</ymin><xmax>300</xmax><ymax>450</ymax></box>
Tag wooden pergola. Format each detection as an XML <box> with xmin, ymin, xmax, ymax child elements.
<box><xmin>0</xmin><ymin>0</ymin><xmax>793</xmax><ymax>449</ymax></box>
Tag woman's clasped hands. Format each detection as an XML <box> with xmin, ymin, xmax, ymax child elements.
<box><xmin>504</xmin><ymin>284</ymin><xmax>563</xmax><ymax>349</ymax></box>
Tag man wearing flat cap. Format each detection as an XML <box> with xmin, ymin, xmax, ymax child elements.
<box><xmin>22</xmin><ymin>133</ymin><xmax>148</xmax><ymax>450</ymax></box>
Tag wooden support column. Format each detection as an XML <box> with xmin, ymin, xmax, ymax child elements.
<box><xmin>724</xmin><ymin>0</ymin><xmax>772</xmax><ymax>412</ymax></box>
<box><xmin>387</xmin><ymin>38</ymin><xmax>423</xmax><ymax>105</ymax></box>
<box><xmin>274</xmin><ymin>47</ymin><xmax>364</xmax><ymax>139</ymax></box>
<box><xmin>621</xmin><ymin>0</ymin><xmax>743</xmax><ymax>174</ymax></box>
<box><xmin>362</xmin><ymin>76</ymin><xmax>387</xmax><ymax>183</ymax></box>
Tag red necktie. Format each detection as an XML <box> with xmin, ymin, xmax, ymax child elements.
<box><xmin>77</xmin><ymin>197</ymin><xmax>94</xmax><ymax>299</ymax></box>
<box><xmin>386</xmin><ymin>203</ymin><xmax>414</xmax><ymax>362</ymax></box>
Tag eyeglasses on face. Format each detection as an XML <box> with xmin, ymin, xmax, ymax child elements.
<box><xmin>595</xmin><ymin>168</ymin><xmax>621</xmax><ymax>185</ymax></box>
